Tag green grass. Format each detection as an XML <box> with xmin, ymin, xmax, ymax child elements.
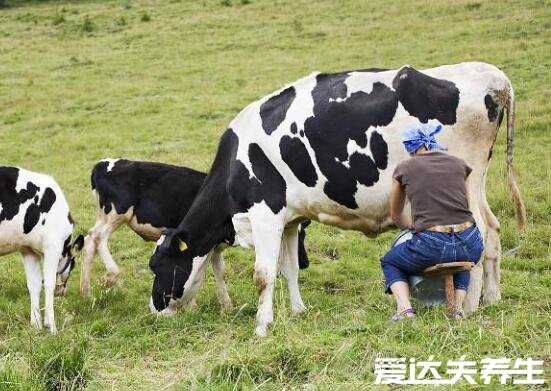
<box><xmin>0</xmin><ymin>0</ymin><xmax>549</xmax><ymax>389</ymax></box>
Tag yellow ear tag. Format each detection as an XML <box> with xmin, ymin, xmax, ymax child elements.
<box><xmin>179</xmin><ymin>239</ymin><xmax>188</xmax><ymax>251</ymax></box>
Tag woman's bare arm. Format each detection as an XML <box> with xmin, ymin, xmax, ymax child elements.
<box><xmin>390</xmin><ymin>179</ymin><xmax>412</xmax><ymax>230</ymax></box>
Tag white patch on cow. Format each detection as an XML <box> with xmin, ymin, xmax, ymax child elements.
<box><xmin>345</xmin><ymin>138</ymin><xmax>368</xmax><ymax>157</ymax></box>
<box><xmin>150</xmin><ymin>254</ymin><xmax>210</xmax><ymax>315</ymax></box>
<box><xmin>156</xmin><ymin>234</ymin><xmax>166</xmax><ymax>247</ymax></box>
<box><xmin>345</xmin><ymin>70</ymin><xmax>396</xmax><ymax>97</ymax></box>
<box><xmin>232</xmin><ymin>212</ymin><xmax>254</xmax><ymax>248</ymax></box>
<box><xmin>101</xmin><ymin>158</ymin><xmax>120</xmax><ymax>172</ymax></box>
<box><xmin>329</xmin><ymin>97</ymin><xmax>346</xmax><ymax>103</ymax></box>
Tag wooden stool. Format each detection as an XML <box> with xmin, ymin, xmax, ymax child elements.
<box><xmin>423</xmin><ymin>262</ymin><xmax>475</xmax><ymax>315</ymax></box>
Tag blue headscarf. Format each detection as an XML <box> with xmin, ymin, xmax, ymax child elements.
<box><xmin>401</xmin><ymin>122</ymin><xmax>447</xmax><ymax>154</ymax></box>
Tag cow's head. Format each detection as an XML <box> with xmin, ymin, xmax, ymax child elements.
<box><xmin>148</xmin><ymin>229</ymin><xmax>196</xmax><ymax>313</ymax></box>
<box><xmin>55</xmin><ymin>234</ymin><xmax>84</xmax><ymax>296</ymax></box>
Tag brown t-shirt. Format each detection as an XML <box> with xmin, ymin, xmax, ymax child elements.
<box><xmin>393</xmin><ymin>151</ymin><xmax>474</xmax><ymax>232</ymax></box>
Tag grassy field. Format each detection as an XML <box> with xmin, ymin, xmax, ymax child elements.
<box><xmin>0</xmin><ymin>0</ymin><xmax>550</xmax><ymax>389</ymax></box>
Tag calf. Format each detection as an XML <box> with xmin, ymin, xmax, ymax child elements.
<box><xmin>149</xmin><ymin>62</ymin><xmax>526</xmax><ymax>336</ymax></box>
<box><xmin>80</xmin><ymin>159</ymin><xmax>310</xmax><ymax>311</ymax></box>
<box><xmin>0</xmin><ymin>167</ymin><xmax>83</xmax><ymax>334</ymax></box>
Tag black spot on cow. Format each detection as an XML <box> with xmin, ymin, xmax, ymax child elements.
<box><xmin>303</xmin><ymin>72</ymin><xmax>397</xmax><ymax>208</ymax></box>
<box><xmin>23</xmin><ymin>204</ymin><xmax>40</xmax><ymax>234</ymax></box>
<box><xmin>484</xmin><ymin>94</ymin><xmax>498</xmax><ymax>122</ymax></box>
<box><xmin>34</xmin><ymin>196</ymin><xmax>38</xmax><ymax>203</ymax></box>
<box><xmin>280</xmin><ymin>135</ymin><xmax>317</xmax><ymax>187</ymax></box>
<box><xmin>42</xmin><ymin>219</ymin><xmax>46</xmax><ymax>225</ymax></box>
<box><xmin>392</xmin><ymin>66</ymin><xmax>459</xmax><ymax>125</ymax></box>
<box><xmin>290</xmin><ymin>122</ymin><xmax>297</xmax><ymax>134</ymax></box>
<box><xmin>248</xmin><ymin>143</ymin><xmax>287</xmax><ymax>213</ymax></box>
<box><xmin>349</xmin><ymin>152</ymin><xmax>379</xmax><ymax>187</ymax></box>
<box><xmin>0</xmin><ymin>168</ymin><xmax>39</xmax><ymax>224</ymax></box>
<box><xmin>370</xmin><ymin>131</ymin><xmax>388</xmax><ymax>170</ymax></box>
<box><xmin>316</xmin><ymin>72</ymin><xmax>349</xmax><ymax>101</ymax></box>
<box><xmin>299</xmin><ymin>130</ymin><xmax>304</xmax><ymax>137</ymax></box>
<box><xmin>259</xmin><ymin>86</ymin><xmax>296</xmax><ymax>135</ymax></box>
<box><xmin>23</xmin><ymin>187</ymin><xmax>57</xmax><ymax>233</ymax></box>
<box><xmin>39</xmin><ymin>188</ymin><xmax>56</xmax><ymax>213</ymax></box>
<box><xmin>61</xmin><ymin>236</ymin><xmax>72</xmax><ymax>257</ymax></box>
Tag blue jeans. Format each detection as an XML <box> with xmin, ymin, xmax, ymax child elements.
<box><xmin>381</xmin><ymin>225</ymin><xmax>484</xmax><ymax>294</ymax></box>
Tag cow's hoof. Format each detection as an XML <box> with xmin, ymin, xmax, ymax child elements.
<box><xmin>31</xmin><ymin>318</ymin><xmax>43</xmax><ymax>330</ymax></box>
<box><xmin>43</xmin><ymin>317</ymin><xmax>56</xmax><ymax>334</ymax></box>
<box><xmin>103</xmin><ymin>273</ymin><xmax>119</xmax><ymax>288</ymax></box>
<box><xmin>291</xmin><ymin>304</ymin><xmax>307</xmax><ymax>316</ymax></box>
<box><xmin>462</xmin><ymin>299</ymin><xmax>479</xmax><ymax>316</ymax></box>
<box><xmin>54</xmin><ymin>286</ymin><xmax>66</xmax><ymax>297</ymax></box>
<box><xmin>482</xmin><ymin>290</ymin><xmax>501</xmax><ymax>306</ymax></box>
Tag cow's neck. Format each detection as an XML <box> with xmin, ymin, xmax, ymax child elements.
<box><xmin>177</xmin><ymin>129</ymin><xmax>237</xmax><ymax>256</ymax></box>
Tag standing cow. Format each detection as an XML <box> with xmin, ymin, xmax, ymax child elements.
<box><xmin>80</xmin><ymin>159</ymin><xmax>310</xmax><ymax>312</ymax></box>
<box><xmin>149</xmin><ymin>62</ymin><xmax>525</xmax><ymax>336</ymax></box>
<box><xmin>0</xmin><ymin>167</ymin><xmax>83</xmax><ymax>334</ymax></box>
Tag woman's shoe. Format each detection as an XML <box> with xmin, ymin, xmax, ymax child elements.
<box><xmin>447</xmin><ymin>308</ymin><xmax>465</xmax><ymax>319</ymax></box>
<box><xmin>391</xmin><ymin>307</ymin><xmax>416</xmax><ymax>323</ymax></box>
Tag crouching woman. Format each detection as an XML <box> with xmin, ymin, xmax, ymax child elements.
<box><xmin>381</xmin><ymin>123</ymin><xmax>484</xmax><ymax>321</ymax></box>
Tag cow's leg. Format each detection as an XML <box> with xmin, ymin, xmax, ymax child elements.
<box><xmin>463</xmin><ymin>175</ymin><xmax>487</xmax><ymax>315</ymax></box>
<box><xmin>480</xmin><ymin>190</ymin><xmax>502</xmax><ymax>305</ymax></box>
<box><xmin>279</xmin><ymin>224</ymin><xmax>306</xmax><ymax>316</ymax></box>
<box><xmin>43</xmin><ymin>244</ymin><xmax>62</xmax><ymax>334</ymax></box>
<box><xmin>22</xmin><ymin>252</ymin><xmax>43</xmax><ymax>329</ymax></box>
<box><xmin>250</xmin><ymin>211</ymin><xmax>285</xmax><ymax>337</ymax></box>
<box><xmin>210</xmin><ymin>250</ymin><xmax>233</xmax><ymax>311</ymax></box>
<box><xmin>96</xmin><ymin>213</ymin><xmax>125</xmax><ymax>288</ymax></box>
<box><xmin>80</xmin><ymin>217</ymin><xmax>105</xmax><ymax>295</ymax></box>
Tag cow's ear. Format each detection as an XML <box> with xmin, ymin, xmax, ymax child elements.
<box><xmin>72</xmin><ymin>235</ymin><xmax>85</xmax><ymax>251</ymax></box>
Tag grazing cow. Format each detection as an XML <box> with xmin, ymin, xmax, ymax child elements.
<box><xmin>80</xmin><ymin>159</ymin><xmax>310</xmax><ymax>312</ymax></box>
<box><xmin>0</xmin><ymin>167</ymin><xmax>84</xmax><ymax>334</ymax></box>
<box><xmin>149</xmin><ymin>62</ymin><xmax>526</xmax><ymax>336</ymax></box>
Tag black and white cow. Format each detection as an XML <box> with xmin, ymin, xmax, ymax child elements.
<box><xmin>149</xmin><ymin>62</ymin><xmax>526</xmax><ymax>336</ymax></box>
<box><xmin>80</xmin><ymin>159</ymin><xmax>310</xmax><ymax>313</ymax></box>
<box><xmin>0</xmin><ymin>167</ymin><xmax>84</xmax><ymax>334</ymax></box>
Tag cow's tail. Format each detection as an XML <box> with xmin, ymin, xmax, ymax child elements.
<box><xmin>505</xmin><ymin>85</ymin><xmax>526</xmax><ymax>229</ymax></box>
